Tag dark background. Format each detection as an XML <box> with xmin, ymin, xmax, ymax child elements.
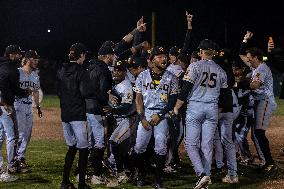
<box><xmin>0</xmin><ymin>0</ymin><xmax>283</xmax><ymax>94</ymax></box>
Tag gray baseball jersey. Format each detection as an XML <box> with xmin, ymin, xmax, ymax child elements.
<box><xmin>133</xmin><ymin>69</ymin><xmax>179</xmax><ymax>110</ymax></box>
<box><xmin>166</xmin><ymin>64</ymin><xmax>184</xmax><ymax>78</ymax></box>
<box><xmin>251</xmin><ymin>63</ymin><xmax>274</xmax><ymax>100</ymax></box>
<box><xmin>15</xmin><ymin>68</ymin><xmax>40</xmax><ymax>103</ymax></box>
<box><xmin>112</xmin><ymin>78</ymin><xmax>133</xmax><ymax>106</ymax></box>
<box><xmin>183</xmin><ymin>60</ymin><xmax>228</xmax><ymax>103</ymax></box>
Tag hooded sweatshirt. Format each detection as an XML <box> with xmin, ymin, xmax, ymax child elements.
<box><xmin>57</xmin><ymin>61</ymin><xmax>93</xmax><ymax>122</ymax></box>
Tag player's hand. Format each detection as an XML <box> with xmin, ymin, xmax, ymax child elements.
<box><xmin>186</xmin><ymin>11</ymin><xmax>193</xmax><ymax>30</ymax></box>
<box><xmin>186</xmin><ymin>11</ymin><xmax>193</xmax><ymax>23</ymax></box>
<box><xmin>141</xmin><ymin>118</ymin><xmax>151</xmax><ymax>131</ymax></box>
<box><xmin>103</xmin><ymin>106</ymin><xmax>112</xmax><ymax>113</ymax></box>
<box><xmin>109</xmin><ymin>93</ymin><xmax>118</xmax><ymax>105</ymax></box>
<box><xmin>244</xmin><ymin>31</ymin><xmax>253</xmax><ymax>42</ymax></box>
<box><xmin>37</xmin><ymin>106</ymin><xmax>43</xmax><ymax>118</ymax></box>
<box><xmin>149</xmin><ymin>114</ymin><xmax>161</xmax><ymax>126</ymax></box>
<box><xmin>137</xmin><ymin>16</ymin><xmax>147</xmax><ymax>32</ymax></box>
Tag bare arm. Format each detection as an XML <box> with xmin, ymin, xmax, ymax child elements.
<box><xmin>239</xmin><ymin>31</ymin><xmax>253</xmax><ymax>66</ymax></box>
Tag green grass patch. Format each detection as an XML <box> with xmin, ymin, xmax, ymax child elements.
<box><xmin>1</xmin><ymin>140</ymin><xmax>283</xmax><ymax>188</ymax></box>
<box><xmin>41</xmin><ymin>95</ymin><xmax>60</xmax><ymax>108</ymax></box>
<box><xmin>274</xmin><ymin>98</ymin><xmax>284</xmax><ymax>116</ymax></box>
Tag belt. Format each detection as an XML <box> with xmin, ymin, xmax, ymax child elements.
<box><xmin>148</xmin><ymin>108</ymin><xmax>162</xmax><ymax>110</ymax></box>
<box><xmin>17</xmin><ymin>101</ymin><xmax>32</xmax><ymax>105</ymax></box>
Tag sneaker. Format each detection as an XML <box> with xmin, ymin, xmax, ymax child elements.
<box><xmin>60</xmin><ymin>182</ymin><xmax>76</xmax><ymax>189</ymax></box>
<box><xmin>0</xmin><ymin>173</ymin><xmax>18</xmax><ymax>182</ymax></box>
<box><xmin>194</xmin><ymin>174</ymin><xmax>210</xmax><ymax>189</ymax></box>
<box><xmin>91</xmin><ymin>175</ymin><xmax>105</xmax><ymax>185</ymax></box>
<box><xmin>222</xmin><ymin>175</ymin><xmax>239</xmax><ymax>184</ymax></box>
<box><xmin>106</xmin><ymin>177</ymin><xmax>119</xmax><ymax>188</ymax></box>
<box><xmin>117</xmin><ymin>171</ymin><xmax>129</xmax><ymax>183</ymax></box>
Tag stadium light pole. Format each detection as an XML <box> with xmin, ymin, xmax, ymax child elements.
<box><xmin>152</xmin><ymin>12</ymin><xmax>156</xmax><ymax>47</ymax></box>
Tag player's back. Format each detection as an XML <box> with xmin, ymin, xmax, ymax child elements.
<box><xmin>185</xmin><ymin>59</ymin><xmax>227</xmax><ymax>103</ymax></box>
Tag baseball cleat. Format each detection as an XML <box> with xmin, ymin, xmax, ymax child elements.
<box><xmin>0</xmin><ymin>173</ymin><xmax>18</xmax><ymax>182</ymax></box>
<box><xmin>91</xmin><ymin>175</ymin><xmax>105</xmax><ymax>185</ymax></box>
<box><xmin>194</xmin><ymin>174</ymin><xmax>210</xmax><ymax>189</ymax></box>
<box><xmin>222</xmin><ymin>175</ymin><xmax>239</xmax><ymax>184</ymax></box>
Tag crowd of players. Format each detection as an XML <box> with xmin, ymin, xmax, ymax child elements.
<box><xmin>0</xmin><ymin>11</ymin><xmax>283</xmax><ymax>189</ymax></box>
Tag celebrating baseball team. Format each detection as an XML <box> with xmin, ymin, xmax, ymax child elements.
<box><xmin>0</xmin><ymin>11</ymin><xmax>282</xmax><ymax>189</ymax></box>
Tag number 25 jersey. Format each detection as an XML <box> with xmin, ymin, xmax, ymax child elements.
<box><xmin>183</xmin><ymin>60</ymin><xmax>228</xmax><ymax>103</ymax></box>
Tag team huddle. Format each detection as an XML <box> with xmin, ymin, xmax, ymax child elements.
<box><xmin>0</xmin><ymin>12</ymin><xmax>278</xmax><ymax>189</ymax></box>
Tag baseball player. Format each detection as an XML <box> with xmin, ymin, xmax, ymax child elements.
<box><xmin>133</xmin><ymin>46</ymin><xmax>179</xmax><ymax>189</ymax></box>
<box><xmin>246</xmin><ymin>47</ymin><xmax>277</xmax><ymax>172</ymax></box>
<box><xmin>14</xmin><ymin>50</ymin><xmax>42</xmax><ymax>173</ymax></box>
<box><xmin>103</xmin><ymin>60</ymin><xmax>134</xmax><ymax>187</ymax></box>
<box><xmin>85</xmin><ymin>45</ymin><xmax>114</xmax><ymax>185</ymax></box>
<box><xmin>212</xmin><ymin>49</ymin><xmax>239</xmax><ymax>184</ymax></box>
<box><xmin>173</xmin><ymin>39</ymin><xmax>230</xmax><ymax>189</ymax></box>
<box><xmin>0</xmin><ymin>45</ymin><xmax>30</xmax><ymax>180</ymax></box>
<box><xmin>58</xmin><ymin>43</ymin><xmax>93</xmax><ymax>189</ymax></box>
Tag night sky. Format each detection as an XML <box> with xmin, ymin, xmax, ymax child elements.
<box><xmin>0</xmin><ymin>0</ymin><xmax>283</xmax><ymax>61</ymax></box>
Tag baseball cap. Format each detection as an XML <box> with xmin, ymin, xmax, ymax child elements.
<box><xmin>169</xmin><ymin>46</ymin><xmax>180</xmax><ymax>56</ymax></box>
<box><xmin>113</xmin><ymin>60</ymin><xmax>127</xmax><ymax>71</ymax></box>
<box><xmin>4</xmin><ymin>44</ymin><xmax>23</xmax><ymax>56</ymax></box>
<box><xmin>177</xmin><ymin>53</ymin><xmax>190</xmax><ymax>65</ymax></box>
<box><xmin>98</xmin><ymin>46</ymin><xmax>114</xmax><ymax>55</ymax></box>
<box><xmin>102</xmin><ymin>40</ymin><xmax>115</xmax><ymax>48</ymax></box>
<box><xmin>70</xmin><ymin>43</ymin><xmax>87</xmax><ymax>56</ymax></box>
<box><xmin>197</xmin><ymin>39</ymin><xmax>220</xmax><ymax>51</ymax></box>
<box><xmin>25</xmin><ymin>50</ymin><xmax>40</xmax><ymax>59</ymax></box>
<box><xmin>150</xmin><ymin>46</ymin><xmax>166</xmax><ymax>60</ymax></box>
<box><xmin>129</xmin><ymin>56</ymin><xmax>147</xmax><ymax>68</ymax></box>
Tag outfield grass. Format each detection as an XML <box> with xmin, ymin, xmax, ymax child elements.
<box><xmin>274</xmin><ymin>98</ymin><xmax>284</xmax><ymax>115</ymax></box>
<box><xmin>41</xmin><ymin>95</ymin><xmax>60</xmax><ymax>108</ymax></box>
<box><xmin>41</xmin><ymin>95</ymin><xmax>284</xmax><ymax>116</ymax></box>
<box><xmin>0</xmin><ymin>140</ymin><xmax>282</xmax><ymax>189</ymax></box>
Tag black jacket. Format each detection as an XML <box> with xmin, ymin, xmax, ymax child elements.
<box><xmin>57</xmin><ymin>61</ymin><xmax>93</xmax><ymax>122</ymax></box>
<box><xmin>0</xmin><ymin>57</ymin><xmax>28</xmax><ymax>106</ymax></box>
<box><xmin>86</xmin><ymin>59</ymin><xmax>113</xmax><ymax>114</ymax></box>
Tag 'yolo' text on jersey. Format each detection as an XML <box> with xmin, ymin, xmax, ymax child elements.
<box><xmin>143</xmin><ymin>81</ymin><xmax>169</xmax><ymax>91</ymax></box>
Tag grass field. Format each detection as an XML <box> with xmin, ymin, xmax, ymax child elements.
<box><xmin>1</xmin><ymin>140</ymin><xmax>283</xmax><ymax>189</ymax></box>
<box><xmin>0</xmin><ymin>95</ymin><xmax>283</xmax><ymax>188</ymax></box>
